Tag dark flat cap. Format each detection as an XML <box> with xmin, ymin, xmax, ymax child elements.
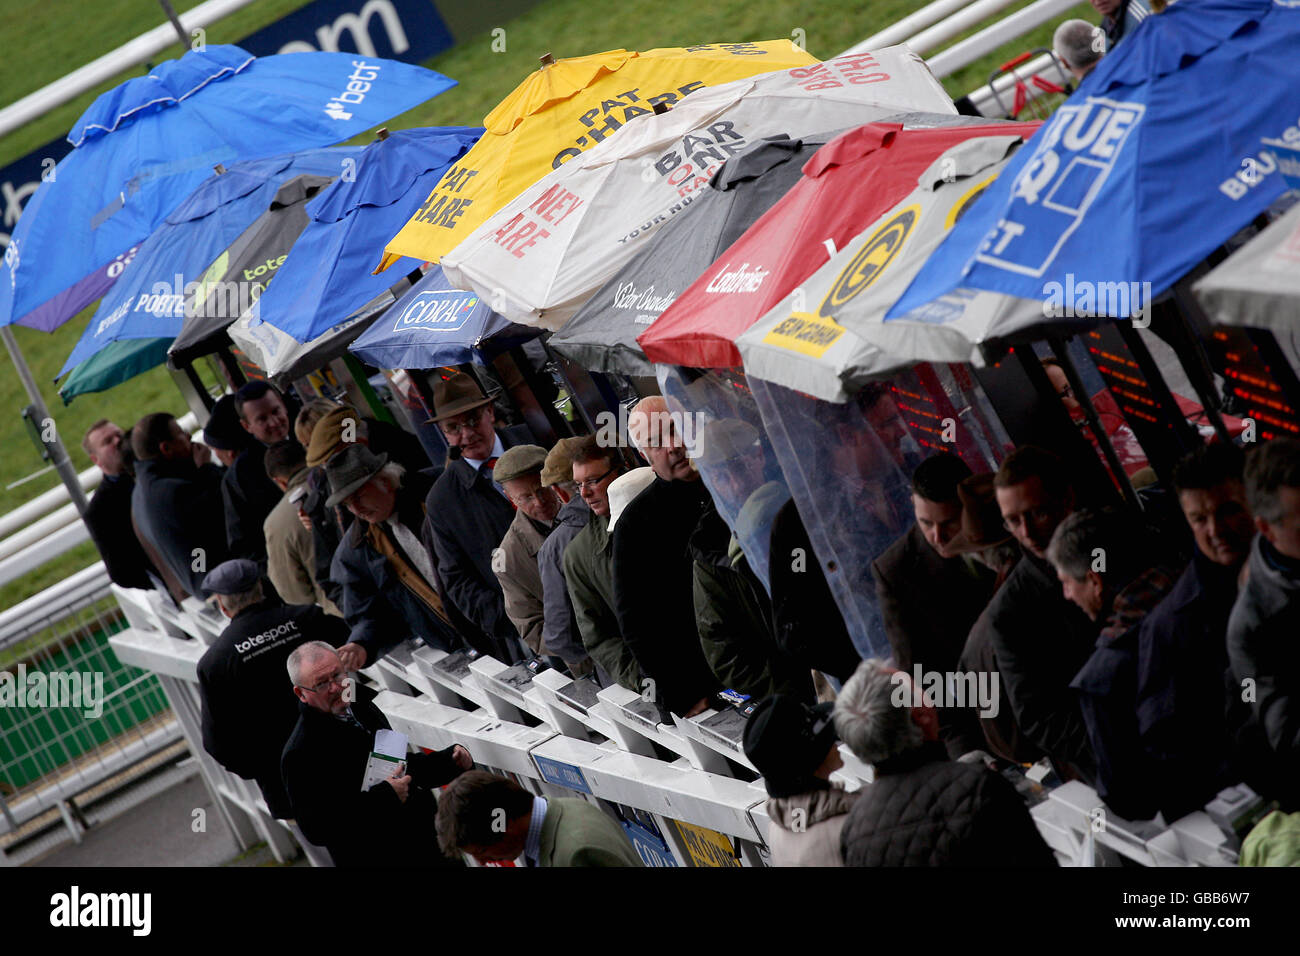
<box><xmin>202</xmin><ymin>559</ymin><xmax>261</xmax><ymax>595</ymax></box>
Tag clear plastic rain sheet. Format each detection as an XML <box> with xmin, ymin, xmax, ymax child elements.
<box><xmin>751</xmin><ymin>362</ymin><xmax>1014</xmax><ymax>660</ymax></box>
<box><xmin>655</xmin><ymin>364</ymin><xmax>791</xmax><ymax>591</ymax></box>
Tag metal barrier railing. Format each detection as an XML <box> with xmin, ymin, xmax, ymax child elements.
<box><xmin>0</xmin><ymin>587</ymin><xmax>182</xmax><ymax>861</ymax></box>
<box><xmin>106</xmin><ymin>586</ymin><xmax>1242</xmax><ymax>868</ymax></box>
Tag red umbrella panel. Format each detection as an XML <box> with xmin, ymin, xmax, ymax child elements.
<box><xmin>637</xmin><ymin>120</ymin><xmax>1036</xmax><ymax>369</ymax></box>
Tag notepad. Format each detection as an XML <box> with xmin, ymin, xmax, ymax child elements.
<box><xmin>360</xmin><ymin>729</ymin><xmax>409</xmax><ymax>791</ymax></box>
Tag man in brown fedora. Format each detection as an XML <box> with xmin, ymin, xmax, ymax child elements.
<box><xmin>423</xmin><ymin>372</ymin><xmax>529</xmax><ymax>664</ymax></box>
<box><xmin>325</xmin><ymin>444</ymin><xmax>466</xmax><ymax>668</ymax></box>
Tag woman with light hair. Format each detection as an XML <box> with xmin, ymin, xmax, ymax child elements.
<box><xmin>834</xmin><ymin>659</ymin><xmax>1057</xmax><ymax>866</ymax></box>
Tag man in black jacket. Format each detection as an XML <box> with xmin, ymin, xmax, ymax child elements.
<box><xmin>1051</xmin><ymin>510</ymin><xmax>1179</xmax><ymax>821</ymax></box>
<box><xmin>612</xmin><ymin>396</ymin><xmax>720</xmax><ymax>719</ymax></box>
<box><xmin>1137</xmin><ymin>443</ymin><xmax>1254</xmax><ymax>819</ymax></box>
<box><xmin>836</xmin><ymin>659</ymin><xmax>1056</xmax><ymax>867</ymax></box>
<box><xmin>872</xmin><ymin>453</ymin><xmax>998</xmax><ymax>675</ymax></box>
<box><xmin>82</xmin><ymin>420</ymin><xmax>158</xmax><ymax>590</ymax></box>
<box><xmin>222</xmin><ymin>381</ymin><xmax>299</xmax><ymax>561</ymax></box>
<box><xmin>768</xmin><ymin>499</ymin><xmax>863</xmax><ymax>685</ymax></box>
<box><xmin>131</xmin><ymin>412</ymin><xmax>230</xmax><ymax>598</ymax></box>
<box><xmin>196</xmin><ymin>560</ymin><xmax>348</xmax><ymax>818</ymax></box>
<box><xmin>423</xmin><ymin>373</ymin><xmax>526</xmax><ymax>664</ymax></box>
<box><xmin>281</xmin><ymin>641</ymin><xmax>472</xmax><ymax>867</ymax></box>
<box><xmin>975</xmin><ymin>445</ymin><xmax>1098</xmax><ymax>781</ymax></box>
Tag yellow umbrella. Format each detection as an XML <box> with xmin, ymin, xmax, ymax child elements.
<box><xmin>376</xmin><ymin>40</ymin><xmax>818</xmax><ymax>271</ymax></box>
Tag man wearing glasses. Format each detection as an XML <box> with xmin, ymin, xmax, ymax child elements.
<box><xmin>424</xmin><ymin>373</ymin><xmax>529</xmax><ymax>664</ymax></box>
<box><xmin>281</xmin><ymin>641</ymin><xmax>473</xmax><ymax>868</ymax></box>
<box><xmin>197</xmin><ymin>559</ymin><xmax>349</xmax><ymax>820</ymax></box>
<box><xmin>610</xmin><ymin>396</ymin><xmax>721</xmax><ymax>719</ymax></box>
<box><xmin>964</xmin><ymin>445</ymin><xmax>1098</xmax><ymax>783</ymax></box>
<box><xmin>563</xmin><ymin>435</ymin><xmax>640</xmax><ymax>689</ymax></box>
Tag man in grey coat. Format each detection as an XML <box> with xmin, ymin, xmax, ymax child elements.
<box><xmin>1227</xmin><ymin>438</ymin><xmax>1300</xmax><ymax>810</ymax></box>
<box><xmin>536</xmin><ymin>437</ymin><xmax>596</xmax><ymax>676</ymax></box>
<box><xmin>493</xmin><ymin>444</ymin><xmax>561</xmax><ymax>658</ymax></box>
<box><xmin>424</xmin><ymin>373</ymin><xmax>526</xmax><ymax>664</ymax></box>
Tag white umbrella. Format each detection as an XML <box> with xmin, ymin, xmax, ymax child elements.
<box><xmin>440</xmin><ymin>46</ymin><xmax>954</xmax><ymax>331</ymax></box>
<box><xmin>227</xmin><ymin>274</ymin><xmax>417</xmax><ymax>384</ymax></box>
<box><xmin>1193</xmin><ymin>199</ymin><xmax>1300</xmax><ymax>334</ymax></box>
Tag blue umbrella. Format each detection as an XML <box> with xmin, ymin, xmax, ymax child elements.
<box><xmin>349</xmin><ymin>265</ymin><xmax>541</xmax><ymax>369</ymax></box>
<box><xmin>886</xmin><ymin>0</ymin><xmax>1297</xmax><ymax>329</ymax></box>
<box><xmin>252</xmin><ymin>126</ymin><xmax>483</xmax><ymax>344</ymax></box>
<box><xmin>0</xmin><ymin>44</ymin><xmax>455</xmax><ymax>332</ymax></box>
<box><xmin>56</xmin><ymin>147</ymin><xmax>362</xmax><ymax>378</ymax></box>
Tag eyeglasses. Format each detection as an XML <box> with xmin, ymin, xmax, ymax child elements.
<box><xmin>510</xmin><ymin>487</ymin><xmax>557</xmax><ymax>507</ymax></box>
<box><xmin>298</xmin><ymin>670</ymin><xmax>349</xmax><ymax>695</ymax></box>
<box><xmin>575</xmin><ymin>466</ymin><xmax>618</xmax><ymax>493</ymax></box>
<box><xmin>439</xmin><ymin>407</ymin><xmax>487</xmax><ymax>437</ymax></box>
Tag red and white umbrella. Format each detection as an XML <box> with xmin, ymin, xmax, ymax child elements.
<box><xmin>635</xmin><ymin>119</ymin><xmax>1038</xmax><ymax>370</ymax></box>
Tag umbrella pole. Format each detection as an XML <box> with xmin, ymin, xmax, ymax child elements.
<box><xmin>157</xmin><ymin>1</ymin><xmax>189</xmax><ymax>46</ymax></box>
<box><xmin>1</xmin><ymin>327</ymin><xmax>89</xmax><ymax>515</ymax></box>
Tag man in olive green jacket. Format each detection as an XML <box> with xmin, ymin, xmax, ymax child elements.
<box><xmin>562</xmin><ymin>437</ymin><xmax>641</xmax><ymax>690</ymax></box>
<box><xmin>437</xmin><ymin>770</ymin><xmax>643</xmax><ymax>867</ymax></box>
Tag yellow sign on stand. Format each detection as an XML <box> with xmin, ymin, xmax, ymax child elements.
<box><xmin>669</xmin><ymin>819</ymin><xmax>742</xmax><ymax>868</ymax></box>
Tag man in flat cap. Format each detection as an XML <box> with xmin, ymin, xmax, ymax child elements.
<box><xmin>325</xmin><ymin>444</ymin><xmax>467</xmax><ymax>669</ymax></box>
<box><xmin>423</xmin><ymin>372</ymin><xmax>530</xmax><ymax>664</ymax></box>
<box><xmin>491</xmin><ymin>445</ymin><xmax>562</xmax><ymax>659</ymax></box>
<box><xmin>196</xmin><ymin>559</ymin><xmax>349</xmax><ymax>818</ymax></box>
<box><xmin>536</xmin><ymin>438</ymin><xmax>597</xmax><ymax>677</ymax></box>
<box><xmin>262</xmin><ymin>439</ymin><xmax>340</xmax><ymax>616</ymax></box>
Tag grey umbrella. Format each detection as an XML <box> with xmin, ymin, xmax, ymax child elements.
<box><xmin>167</xmin><ymin>173</ymin><xmax>335</xmax><ymax>365</ymax></box>
<box><xmin>547</xmin><ymin>131</ymin><xmax>836</xmax><ymax>377</ymax></box>
<box><xmin>1193</xmin><ymin>199</ymin><xmax>1300</xmax><ymax>335</ymax></box>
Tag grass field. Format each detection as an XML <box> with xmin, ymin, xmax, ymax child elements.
<box><xmin>0</xmin><ymin>0</ymin><xmax>1095</xmax><ymax>611</ymax></box>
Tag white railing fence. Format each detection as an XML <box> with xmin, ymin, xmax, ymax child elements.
<box><xmin>104</xmin><ymin>584</ymin><xmax>1243</xmax><ymax>868</ymax></box>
